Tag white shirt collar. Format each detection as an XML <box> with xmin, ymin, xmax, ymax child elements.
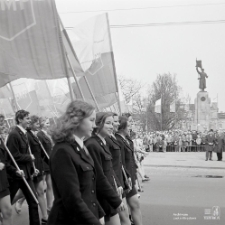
<box><xmin>41</xmin><ymin>129</ymin><xmax>47</xmax><ymax>135</ymax></box>
<box><xmin>74</xmin><ymin>135</ymin><xmax>84</xmax><ymax>149</ymax></box>
<box><xmin>31</xmin><ymin>130</ymin><xmax>37</xmax><ymax>136</ymax></box>
<box><xmin>96</xmin><ymin>134</ymin><xmax>106</xmax><ymax>145</ymax></box>
<box><xmin>17</xmin><ymin>125</ymin><xmax>27</xmax><ymax>134</ymax></box>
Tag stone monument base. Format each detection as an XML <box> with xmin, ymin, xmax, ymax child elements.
<box><xmin>195</xmin><ymin>91</ymin><xmax>211</xmax><ymax>132</ymax></box>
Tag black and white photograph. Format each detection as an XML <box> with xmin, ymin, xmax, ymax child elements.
<box><xmin>0</xmin><ymin>0</ymin><xmax>224</xmax><ymax>224</ymax></box>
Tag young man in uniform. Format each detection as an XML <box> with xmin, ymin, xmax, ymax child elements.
<box><xmin>7</xmin><ymin>110</ymin><xmax>40</xmax><ymax>225</ymax></box>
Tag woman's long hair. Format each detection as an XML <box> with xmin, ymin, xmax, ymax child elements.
<box><xmin>50</xmin><ymin>101</ymin><xmax>95</xmax><ymax>143</ymax></box>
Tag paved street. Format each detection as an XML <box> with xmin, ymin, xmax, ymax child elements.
<box><xmin>140</xmin><ymin>152</ymin><xmax>225</xmax><ymax>225</ymax></box>
<box><xmin>10</xmin><ymin>152</ymin><xmax>225</xmax><ymax>225</ymax></box>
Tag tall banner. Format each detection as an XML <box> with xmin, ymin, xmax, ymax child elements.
<box><xmin>0</xmin><ymin>0</ymin><xmax>67</xmax><ymax>87</ymax></box>
<box><xmin>66</xmin><ymin>13</ymin><xmax>120</xmax><ymax>109</ymax></box>
<box><xmin>155</xmin><ymin>99</ymin><xmax>161</xmax><ymax>114</ymax></box>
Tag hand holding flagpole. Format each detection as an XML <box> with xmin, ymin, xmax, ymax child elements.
<box><xmin>2</xmin><ymin>142</ymin><xmax>39</xmax><ymax>204</ymax></box>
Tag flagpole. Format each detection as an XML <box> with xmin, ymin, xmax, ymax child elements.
<box><xmin>58</xmin><ymin>16</ymin><xmax>100</xmax><ymax>110</ymax></box>
<box><xmin>106</xmin><ymin>13</ymin><xmax>122</xmax><ymax>115</ymax></box>
<box><xmin>57</xmin><ymin>15</ymin><xmax>75</xmax><ymax>101</ymax></box>
<box><xmin>65</xmin><ymin>53</ymin><xmax>85</xmax><ymax>101</ymax></box>
<box><xmin>59</xmin><ymin>16</ymin><xmax>85</xmax><ymax>101</ymax></box>
<box><xmin>9</xmin><ymin>82</ymin><xmax>19</xmax><ymax>111</ymax></box>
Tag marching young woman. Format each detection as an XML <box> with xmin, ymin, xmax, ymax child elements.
<box><xmin>0</xmin><ymin>126</ymin><xmax>24</xmax><ymax>225</ymax></box>
<box><xmin>85</xmin><ymin>112</ymin><xmax>125</xmax><ymax>225</ymax></box>
<box><xmin>27</xmin><ymin>115</ymin><xmax>49</xmax><ymax>224</ymax></box>
<box><xmin>7</xmin><ymin>110</ymin><xmax>40</xmax><ymax>225</ymax></box>
<box><xmin>105</xmin><ymin>113</ymin><xmax>131</xmax><ymax>225</ymax></box>
<box><xmin>48</xmin><ymin>101</ymin><xmax>123</xmax><ymax>225</ymax></box>
<box><xmin>116</xmin><ymin>116</ymin><xmax>143</xmax><ymax>225</ymax></box>
<box><xmin>37</xmin><ymin>117</ymin><xmax>54</xmax><ymax>213</ymax></box>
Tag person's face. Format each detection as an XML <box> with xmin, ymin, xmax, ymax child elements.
<box><xmin>78</xmin><ymin>110</ymin><xmax>96</xmax><ymax>138</ymax></box>
<box><xmin>31</xmin><ymin>121</ymin><xmax>40</xmax><ymax>132</ymax></box>
<box><xmin>124</xmin><ymin>121</ymin><xmax>131</xmax><ymax>136</ymax></box>
<box><xmin>113</xmin><ymin>116</ymin><xmax>119</xmax><ymax>132</ymax></box>
<box><xmin>43</xmin><ymin>119</ymin><xmax>50</xmax><ymax>130</ymax></box>
<box><xmin>100</xmin><ymin>116</ymin><xmax>114</xmax><ymax>137</ymax></box>
<box><xmin>19</xmin><ymin>115</ymin><xmax>31</xmax><ymax>129</ymax></box>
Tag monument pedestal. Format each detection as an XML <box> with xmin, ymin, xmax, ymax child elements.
<box><xmin>195</xmin><ymin>91</ymin><xmax>211</xmax><ymax>132</ymax></box>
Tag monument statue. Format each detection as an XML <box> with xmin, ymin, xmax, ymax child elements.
<box><xmin>196</xmin><ymin>59</ymin><xmax>208</xmax><ymax>91</ymax></box>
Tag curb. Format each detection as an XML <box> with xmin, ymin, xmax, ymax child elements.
<box><xmin>145</xmin><ymin>165</ymin><xmax>225</xmax><ymax>170</ymax></box>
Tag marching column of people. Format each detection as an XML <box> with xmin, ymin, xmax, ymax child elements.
<box><xmin>0</xmin><ymin>101</ymin><xmax>148</xmax><ymax>225</ymax></box>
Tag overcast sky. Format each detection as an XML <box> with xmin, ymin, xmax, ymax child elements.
<box><xmin>56</xmin><ymin>0</ymin><xmax>225</xmax><ymax>111</ymax></box>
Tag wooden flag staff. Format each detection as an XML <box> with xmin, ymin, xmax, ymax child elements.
<box><xmin>2</xmin><ymin>142</ymin><xmax>39</xmax><ymax>204</ymax></box>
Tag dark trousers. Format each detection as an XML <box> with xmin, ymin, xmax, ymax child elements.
<box><xmin>9</xmin><ymin>178</ymin><xmax>40</xmax><ymax>225</ymax></box>
<box><xmin>217</xmin><ymin>152</ymin><xmax>223</xmax><ymax>161</ymax></box>
<box><xmin>206</xmin><ymin>151</ymin><xmax>212</xmax><ymax>160</ymax></box>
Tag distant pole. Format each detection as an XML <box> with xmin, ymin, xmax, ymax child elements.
<box><xmin>161</xmin><ymin>93</ymin><xmax>163</xmax><ymax>131</ymax></box>
<box><xmin>197</xmin><ymin>94</ymin><xmax>198</xmax><ymax>131</ymax></box>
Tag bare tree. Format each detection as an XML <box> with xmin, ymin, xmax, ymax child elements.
<box><xmin>146</xmin><ymin>73</ymin><xmax>187</xmax><ymax>131</ymax></box>
<box><xmin>118</xmin><ymin>76</ymin><xmax>143</xmax><ymax>104</ymax></box>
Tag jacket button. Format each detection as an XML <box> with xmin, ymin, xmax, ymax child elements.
<box><xmin>92</xmin><ymin>177</ymin><xmax>95</xmax><ymax>180</ymax></box>
<box><xmin>93</xmin><ymin>203</ymin><xmax>96</xmax><ymax>207</ymax></box>
<box><xmin>91</xmin><ymin>190</ymin><xmax>95</xmax><ymax>194</ymax></box>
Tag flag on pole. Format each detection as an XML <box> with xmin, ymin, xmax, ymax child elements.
<box><xmin>170</xmin><ymin>101</ymin><xmax>176</xmax><ymax>113</ymax></box>
<box><xmin>155</xmin><ymin>99</ymin><xmax>161</xmax><ymax>113</ymax></box>
<box><xmin>0</xmin><ymin>0</ymin><xmax>67</xmax><ymax>88</ymax></box>
<box><xmin>66</xmin><ymin>13</ymin><xmax>120</xmax><ymax>109</ymax></box>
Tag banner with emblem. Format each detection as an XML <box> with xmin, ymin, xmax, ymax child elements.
<box><xmin>0</xmin><ymin>0</ymin><xmax>67</xmax><ymax>87</ymax></box>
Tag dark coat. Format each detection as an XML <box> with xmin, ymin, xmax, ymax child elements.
<box><xmin>48</xmin><ymin>140</ymin><xmax>104</xmax><ymax>225</ymax></box>
<box><xmin>115</xmin><ymin>134</ymin><xmax>137</xmax><ymax>184</ymax></box>
<box><xmin>27</xmin><ymin>130</ymin><xmax>45</xmax><ymax>174</ymax></box>
<box><xmin>0</xmin><ymin>139</ymin><xmax>17</xmax><ymax>192</ymax></box>
<box><xmin>106</xmin><ymin>136</ymin><xmax>124</xmax><ymax>188</ymax></box>
<box><xmin>37</xmin><ymin>130</ymin><xmax>52</xmax><ymax>172</ymax></box>
<box><xmin>205</xmin><ymin>134</ymin><xmax>216</xmax><ymax>152</ymax></box>
<box><xmin>214</xmin><ymin>134</ymin><xmax>224</xmax><ymax>153</ymax></box>
<box><xmin>6</xmin><ymin>127</ymin><xmax>33</xmax><ymax>179</ymax></box>
<box><xmin>85</xmin><ymin>135</ymin><xmax>122</xmax><ymax>215</ymax></box>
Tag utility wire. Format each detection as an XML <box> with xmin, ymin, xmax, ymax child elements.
<box><xmin>110</xmin><ymin>19</ymin><xmax>225</xmax><ymax>28</ymax></box>
<box><xmin>59</xmin><ymin>2</ymin><xmax>225</xmax><ymax>14</ymax></box>
<box><xmin>65</xmin><ymin>19</ymin><xmax>225</xmax><ymax>30</ymax></box>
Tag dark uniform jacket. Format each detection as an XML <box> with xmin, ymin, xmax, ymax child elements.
<box><xmin>85</xmin><ymin>135</ymin><xmax>122</xmax><ymax>214</ymax></box>
<box><xmin>27</xmin><ymin>130</ymin><xmax>46</xmax><ymax>174</ymax></box>
<box><xmin>7</xmin><ymin>126</ymin><xmax>33</xmax><ymax>179</ymax></box>
<box><xmin>0</xmin><ymin>139</ymin><xmax>17</xmax><ymax>192</ymax></box>
<box><xmin>37</xmin><ymin>130</ymin><xmax>52</xmax><ymax>172</ymax></box>
<box><xmin>106</xmin><ymin>135</ymin><xmax>124</xmax><ymax>188</ymax></box>
<box><xmin>48</xmin><ymin>140</ymin><xmax>104</xmax><ymax>225</ymax></box>
<box><xmin>115</xmin><ymin>134</ymin><xmax>137</xmax><ymax>184</ymax></box>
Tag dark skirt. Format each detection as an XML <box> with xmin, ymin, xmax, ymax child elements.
<box><xmin>0</xmin><ymin>188</ymin><xmax>10</xmax><ymax>199</ymax></box>
<box><xmin>43</xmin><ymin>161</ymin><xmax>50</xmax><ymax>173</ymax></box>
<box><xmin>126</xmin><ymin>185</ymin><xmax>137</xmax><ymax>199</ymax></box>
<box><xmin>33</xmin><ymin>174</ymin><xmax>43</xmax><ymax>184</ymax></box>
<box><xmin>100</xmin><ymin>199</ymin><xmax>117</xmax><ymax>221</ymax></box>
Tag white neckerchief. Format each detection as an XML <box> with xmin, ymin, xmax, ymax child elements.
<box><xmin>17</xmin><ymin>125</ymin><xmax>27</xmax><ymax>134</ymax></box>
<box><xmin>74</xmin><ymin>135</ymin><xmax>84</xmax><ymax>149</ymax></box>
